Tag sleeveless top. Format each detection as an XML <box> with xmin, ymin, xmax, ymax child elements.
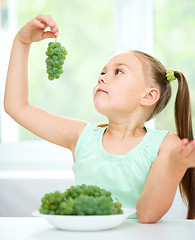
<box><xmin>72</xmin><ymin>123</ymin><xmax>169</xmax><ymax>218</ymax></box>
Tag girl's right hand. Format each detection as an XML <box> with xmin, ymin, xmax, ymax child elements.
<box><xmin>16</xmin><ymin>14</ymin><xmax>59</xmax><ymax>45</ymax></box>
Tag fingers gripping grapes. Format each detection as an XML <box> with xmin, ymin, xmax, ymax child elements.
<box><xmin>17</xmin><ymin>15</ymin><xmax>59</xmax><ymax>45</ymax></box>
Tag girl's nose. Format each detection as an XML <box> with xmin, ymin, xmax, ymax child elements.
<box><xmin>98</xmin><ymin>75</ymin><xmax>106</xmax><ymax>84</ymax></box>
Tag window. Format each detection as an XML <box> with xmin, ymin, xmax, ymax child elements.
<box><xmin>2</xmin><ymin>0</ymin><xmax>194</xmax><ymax>170</ymax></box>
<box><xmin>1</xmin><ymin>0</ymin><xmax>155</xmax><ymax>143</ymax></box>
<box><xmin>0</xmin><ymin>0</ymin><xmax>154</xmax><ymax>170</ymax></box>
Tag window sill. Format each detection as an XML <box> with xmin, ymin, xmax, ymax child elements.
<box><xmin>0</xmin><ymin>170</ymin><xmax>74</xmax><ymax>179</ymax></box>
<box><xmin>0</xmin><ymin>140</ymin><xmax>73</xmax><ymax>171</ymax></box>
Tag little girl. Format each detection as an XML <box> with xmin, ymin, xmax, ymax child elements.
<box><xmin>4</xmin><ymin>15</ymin><xmax>195</xmax><ymax>222</ymax></box>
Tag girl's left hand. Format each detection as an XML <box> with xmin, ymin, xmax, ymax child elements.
<box><xmin>169</xmin><ymin>138</ymin><xmax>195</xmax><ymax>170</ymax></box>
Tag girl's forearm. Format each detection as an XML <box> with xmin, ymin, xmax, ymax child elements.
<box><xmin>4</xmin><ymin>36</ymin><xmax>30</xmax><ymax>115</ymax></box>
<box><xmin>136</xmin><ymin>162</ymin><xmax>186</xmax><ymax>223</ymax></box>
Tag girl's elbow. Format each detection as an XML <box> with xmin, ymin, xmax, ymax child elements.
<box><xmin>136</xmin><ymin>210</ymin><xmax>161</xmax><ymax>224</ymax></box>
<box><xmin>4</xmin><ymin>102</ymin><xmax>15</xmax><ymax>118</ymax></box>
<box><xmin>138</xmin><ymin>216</ymin><xmax>159</xmax><ymax>224</ymax></box>
<box><xmin>4</xmin><ymin>96</ymin><xmax>14</xmax><ymax>116</ymax></box>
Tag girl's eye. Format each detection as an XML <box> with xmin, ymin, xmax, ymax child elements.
<box><xmin>116</xmin><ymin>69</ymin><xmax>123</xmax><ymax>75</ymax></box>
<box><xmin>100</xmin><ymin>71</ymin><xmax>105</xmax><ymax>75</ymax></box>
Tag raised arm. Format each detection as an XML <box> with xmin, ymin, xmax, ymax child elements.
<box><xmin>4</xmin><ymin>15</ymin><xmax>87</xmax><ymax>152</ymax></box>
<box><xmin>136</xmin><ymin>133</ymin><xmax>195</xmax><ymax>223</ymax></box>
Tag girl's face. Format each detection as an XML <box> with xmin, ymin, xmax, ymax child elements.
<box><xmin>93</xmin><ymin>52</ymin><xmax>149</xmax><ymax>120</ymax></box>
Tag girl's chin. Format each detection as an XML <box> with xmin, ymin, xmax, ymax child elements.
<box><xmin>94</xmin><ymin>104</ymin><xmax>108</xmax><ymax>117</ymax></box>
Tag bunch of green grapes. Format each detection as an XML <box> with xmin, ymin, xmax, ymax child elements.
<box><xmin>39</xmin><ymin>184</ymin><xmax>123</xmax><ymax>215</ymax></box>
<box><xmin>45</xmin><ymin>37</ymin><xmax>68</xmax><ymax>80</ymax></box>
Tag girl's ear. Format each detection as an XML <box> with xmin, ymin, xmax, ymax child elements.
<box><xmin>140</xmin><ymin>88</ymin><xmax>160</xmax><ymax>106</ymax></box>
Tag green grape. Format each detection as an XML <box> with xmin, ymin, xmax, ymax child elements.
<box><xmin>45</xmin><ymin>36</ymin><xmax>68</xmax><ymax>80</ymax></box>
<box><xmin>46</xmin><ymin>69</ymin><xmax>53</xmax><ymax>75</ymax></box>
<box><xmin>46</xmin><ymin>51</ymin><xmax>51</xmax><ymax>56</ymax></box>
<box><xmin>41</xmin><ymin>197</ymin><xmax>47</xmax><ymax>204</ymax></box>
<box><xmin>48</xmin><ymin>75</ymin><xmax>54</xmax><ymax>81</ymax></box>
<box><xmin>53</xmin><ymin>61</ymin><xmax>60</xmax><ymax>67</ymax></box>
<box><xmin>55</xmin><ymin>42</ymin><xmax>61</xmax><ymax>48</ymax></box>
<box><xmin>52</xmin><ymin>55</ymin><xmax>58</xmax><ymax>61</ymax></box>
<box><xmin>54</xmin><ymin>73</ymin><xmax>60</xmax><ymax>79</ymax></box>
<box><xmin>45</xmin><ymin>58</ymin><xmax>53</xmax><ymax>65</ymax></box>
<box><xmin>61</xmin><ymin>47</ymin><xmax>68</xmax><ymax>55</ymax></box>
<box><xmin>59</xmin><ymin>59</ymin><xmax>64</xmax><ymax>65</ymax></box>
<box><xmin>52</xmin><ymin>67</ymin><xmax>59</xmax><ymax>74</ymax></box>
<box><xmin>48</xmin><ymin>47</ymin><xmax>54</xmax><ymax>54</ymax></box>
<box><xmin>48</xmin><ymin>42</ymin><xmax>55</xmax><ymax>48</ymax></box>
<box><xmin>58</xmin><ymin>53</ymin><xmax>65</xmax><ymax>59</ymax></box>
<box><xmin>54</xmin><ymin>48</ymin><xmax>60</xmax><ymax>54</ymax></box>
<box><xmin>47</xmin><ymin>65</ymin><xmax>53</xmax><ymax>70</ymax></box>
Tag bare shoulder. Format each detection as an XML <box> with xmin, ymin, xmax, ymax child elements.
<box><xmin>158</xmin><ymin>132</ymin><xmax>181</xmax><ymax>156</ymax></box>
<box><xmin>161</xmin><ymin>132</ymin><xmax>181</xmax><ymax>147</ymax></box>
<box><xmin>143</xmin><ymin>132</ymin><xmax>182</xmax><ymax>186</ymax></box>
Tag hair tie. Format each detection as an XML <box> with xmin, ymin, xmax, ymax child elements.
<box><xmin>166</xmin><ymin>69</ymin><xmax>176</xmax><ymax>82</ymax></box>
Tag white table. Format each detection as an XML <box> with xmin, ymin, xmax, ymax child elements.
<box><xmin>0</xmin><ymin>217</ymin><xmax>194</xmax><ymax>240</ymax></box>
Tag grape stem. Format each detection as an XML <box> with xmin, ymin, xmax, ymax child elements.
<box><xmin>46</xmin><ymin>200</ymin><xmax>58</xmax><ymax>207</ymax></box>
<box><xmin>55</xmin><ymin>36</ymin><xmax>57</xmax><ymax>43</ymax></box>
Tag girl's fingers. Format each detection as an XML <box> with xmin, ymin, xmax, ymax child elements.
<box><xmin>185</xmin><ymin>140</ymin><xmax>195</xmax><ymax>157</ymax></box>
<box><xmin>179</xmin><ymin>139</ymin><xmax>195</xmax><ymax>168</ymax></box>
<box><xmin>35</xmin><ymin>14</ymin><xmax>59</xmax><ymax>34</ymax></box>
<box><xmin>181</xmin><ymin>138</ymin><xmax>189</xmax><ymax>146</ymax></box>
<box><xmin>49</xmin><ymin>27</ymin><xmax>59</xmax><ymax>36</ymax></box>
<box><xmin>29</xmin><ymin>18</ymin><xmax>45</xmax><ymax>29</ymax></box>
<box><xmin>35</xmin><ymin>14</ymin><xmax>54</xmax><ymax>27</ymax></box>
<box><xmin>42</xmin><ymin>31</ymin><xmax>56</xmax><ymax>40</ymax></box>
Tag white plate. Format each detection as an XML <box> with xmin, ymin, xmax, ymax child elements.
<box><xmin>32</xmin><ymin>208</ymin><xmax>136</xmax><ymax>231</ymax></box>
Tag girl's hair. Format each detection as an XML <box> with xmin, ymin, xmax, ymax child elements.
<box><xmin>132</xmin><ymin>50</ymin><xmax>195</xmax><ymax>219</ymax></box>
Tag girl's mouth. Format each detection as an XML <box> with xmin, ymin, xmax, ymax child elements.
<box><xmin>96</xmin><ymin>87</ymin><xmax>108</xmax><ymax>94</ymax></box>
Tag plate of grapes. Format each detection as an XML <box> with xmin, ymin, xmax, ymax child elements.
<box><xmin>32</xmin><ymin>184</ymin><xmax>136</xmax><ymax>231</ymax></box>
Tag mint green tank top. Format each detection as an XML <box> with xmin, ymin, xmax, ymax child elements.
<box><xmin>72</xmin><ymin>123</ymin><xmax>169</xmax><ymax>218</ymax></box>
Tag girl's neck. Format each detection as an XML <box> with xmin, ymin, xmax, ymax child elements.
<box><xmin>106</xmin><ymin>121</ymin><xmax>146</xmax><ymax>141</ymax></box>
<box><xmin>101</xmin><ymin>120</ymin><xmax>147</xmax><ymax>155</ymax></box>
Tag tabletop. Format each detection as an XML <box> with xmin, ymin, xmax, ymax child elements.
<box><xmin>0</xmin><ymin>217</ymin><xmax>194</xmax><ymax>240</ymax></box>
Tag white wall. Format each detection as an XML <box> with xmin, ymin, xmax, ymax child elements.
<box><xmin>0</xmin><ymin>0</ymin><xmax>19</xmax><ymax>142</ymax></box>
